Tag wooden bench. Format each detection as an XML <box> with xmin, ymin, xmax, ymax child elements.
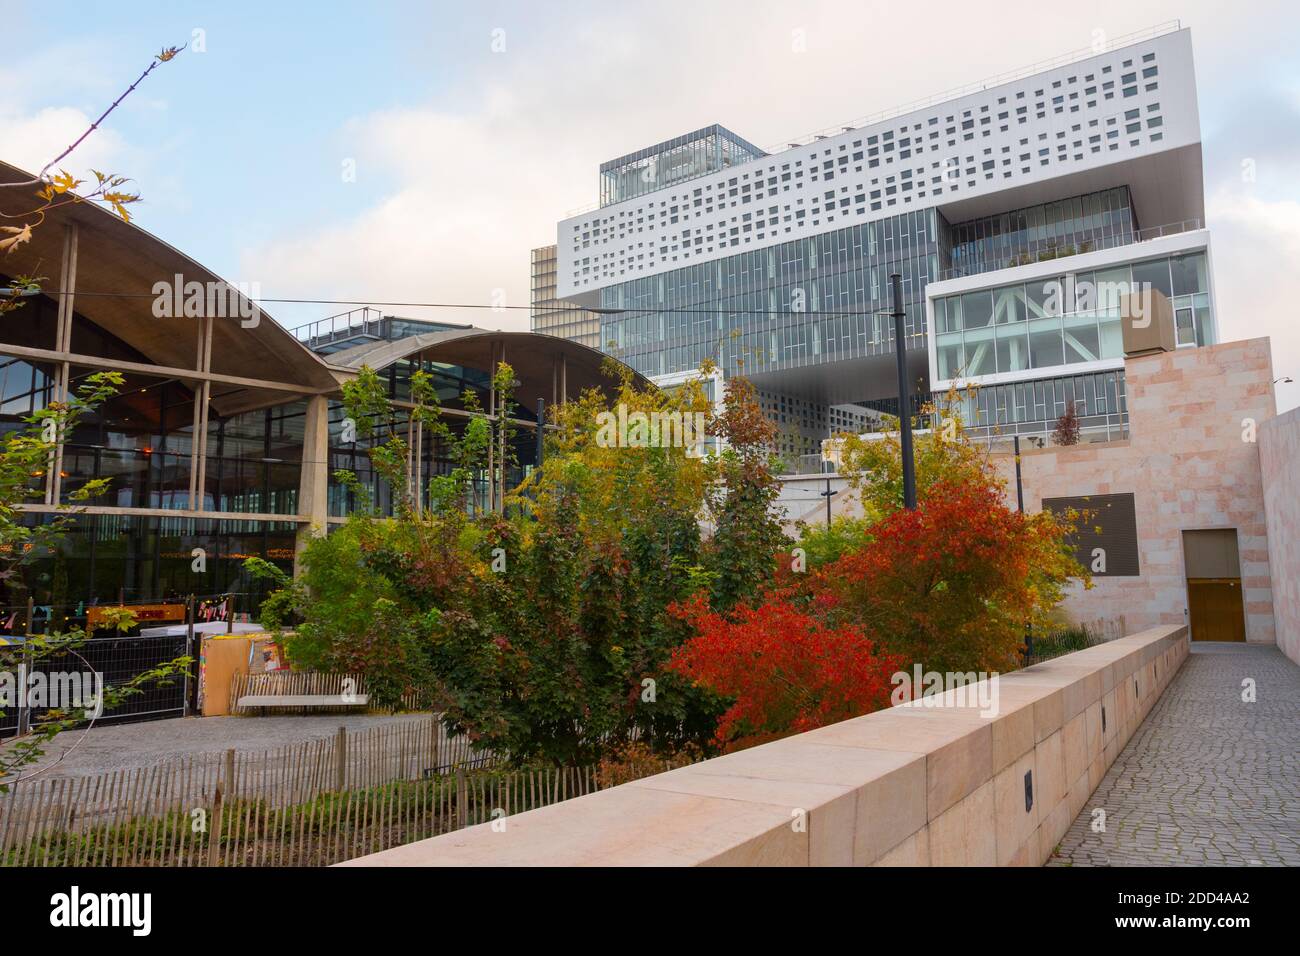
<box><xmin>235</xmin><ymin>693</ymin><xmax>369</xmax><ymax>715</ymax></box>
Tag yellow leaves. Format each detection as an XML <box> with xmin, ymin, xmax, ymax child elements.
<box><xmin>31</xmin><ymin>167</ymin><xmax>137</xmax><ymax>221</ymax></box>
<box><xmin>156</xmin><ymin>45</ymin><xmax>184</xmax><ymax>62</ymax></box>
<box><xmin>102</xmin><ymin>190</ymin><xmax>140</xmax><ymax>222</ymax></box>
<box><xmin>0</xmin><ymin>223</ymin><xmax>33</xmax><ymax>254</ymax></box>
<box><xmin>51</xmin><ymin>169</ymin><xmax>83</xmax><ymax>194</ymax></box>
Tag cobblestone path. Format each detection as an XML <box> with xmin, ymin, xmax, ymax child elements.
<box><xmin>1050</xmin><ymin>642</ymin><xmax>1300</xmax><ymax>866</ymax></box>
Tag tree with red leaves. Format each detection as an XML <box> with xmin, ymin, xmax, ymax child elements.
<box><xmin>819</xmin><ymin>478</ymin><xmax>1080</xmax><ymax>673</ymax></box>
<box><xmin>1052</xmin><ymin>401</ymin><xmax>1082</xmax><ymax>446</ymax></box>
<box><xmin>668</xmin><ymin>594</ymin><xmax>902</xmax><ymax>751</ymax></box>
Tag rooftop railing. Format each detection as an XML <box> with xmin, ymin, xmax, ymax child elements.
<box><xmin>291</xmin><ymin>307</ymin><xmax>387</xmax><ymax>347</ymax></box>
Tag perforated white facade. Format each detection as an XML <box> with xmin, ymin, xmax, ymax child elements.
<box><xmin>557</xmin><ymin>27</ymin><xmax>1202</xmax><ymax>303</ymax></box>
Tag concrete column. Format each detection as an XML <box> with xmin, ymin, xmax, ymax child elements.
<box><xmin>47</xmin><ymin>223</ymin><xmax>78</xmax><ymax>506</ymax></box>
<box><xmin>193</xmin><ymin>315</ymin><xmax>214</xmax><ymax>508</ymax></box>
<box><xmin>294</xmin><ymin>394</ymin><xmax>331</xmax><ymax>575</ymax></box>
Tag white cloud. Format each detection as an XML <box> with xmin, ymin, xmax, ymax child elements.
<box><xmin>1207</xmin><ymin>190</ymin><xmax>1300</xmax><ymax>411</ymax></box>
<box><xmin>0</xmin><ymin>106</ymin><xmax>126</xmax><ymax>178</ymax></box>
<box><xmin>223</xmin><ymin>0</ymin><xmax>1300</xmax><ymax>411</ymax></box>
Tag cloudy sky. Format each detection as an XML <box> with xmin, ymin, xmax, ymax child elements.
<box><xmin>2</xmin><ymin>0</ymin><xmax>1298</xmax><ymax>409</ymax></box>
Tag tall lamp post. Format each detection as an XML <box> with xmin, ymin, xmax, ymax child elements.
<box><xmin>885</xmin><ymin>273</ymin><xmax>917</xmax><ymax>510</ymax></box>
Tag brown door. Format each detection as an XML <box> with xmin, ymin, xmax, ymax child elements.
<box><xmin>1182</xmin><ymin>529</ymin><xmax>1246</xmax><ymax>642</ymax></box>
<box><xmin>1186</xmin><ymin>579</ymin><xmax>1246</xmax><ymax>642</ymax></box>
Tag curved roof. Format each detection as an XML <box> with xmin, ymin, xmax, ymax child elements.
<box><xmin>0</xmin><ymin>160</ymin><xmax>649</xmax><ymax>416</ymax></box>
<box><xmin>326</xmin><ymin>327</ymin><xmax>650</xmax><ymax>412</ymax></box>
<box><xmin>0</xmin><ymin>160</ymin><xmax>338</xmax><ymax>412</ymax></box>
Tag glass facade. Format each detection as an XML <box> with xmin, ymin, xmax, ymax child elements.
<box><xmin>585</xmin><ymin>176</ymin><xmax>1211</xmax><ymax>453</ymax></box>
<box><xmin>8</xmin><ymin>513</ymin><xmax>296</xmax><ymax>613</ymax></box>
<box><xmin>946</xmin><ymin>187</ymin><xmax>1137</xmax><ymax>278</ymax></box>
<box><xmin>934</xmin><ymin>250</ymin><xmax>1214</xmax><ymax>383</ymax></box>
<box><xmin>530</xmin><ymin>245</ymin><xmax>600</xmax><ymax>348</ymax></box>
<box><xmin>599</xmin><ymin>208</ymin><xmax>940</xmax><ymax>382</ymax></box>
<box><xmin>325</xmin><ymin>358</ymin><xmax>531</xmax><ymax>518</ymax></box>
<box><xmin>600</xmin><ymin>125</ymin><xmax>766</xmax><ymax>207</ymax></box>
<box><xmin>953</xmin><ymin>369</ymin><xmax>1129</xmax><ymax>439</ymax></box>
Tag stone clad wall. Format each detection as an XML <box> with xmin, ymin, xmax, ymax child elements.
<box><xmin>1260</xmin><ymin>405</ymin><xmax>1300</xmax><ymax>665</ymax></box>
<box><xmin>342</xmin><ymin>625</ymin><xmax>1187</xmax><ymax>867</ymax></box>
<box><xmin>991</xmin><ymin>338</ymin><xmax>1277</xmax><ymax>644</ymax></box>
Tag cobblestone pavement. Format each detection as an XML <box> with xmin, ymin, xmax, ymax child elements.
<box><xmin>1050</xmin><ymin>642</ymin><xmax>1300</xmax><ymax>866</ymax></box>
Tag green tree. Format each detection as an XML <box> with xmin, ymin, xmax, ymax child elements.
<box><xmin>700</xmin><ymin>376</ymin><xmax>790</xmax><ymax>611</ymax></box>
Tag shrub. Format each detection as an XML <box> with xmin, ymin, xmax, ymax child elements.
<box><xmin>821</xmin><ymin>478</ymin><xmax>1081</xmax><ymax>673</ymax></box>
<box><xmin>669</xmin><ymin>594</ymin><xmax>901</xmax><ymax>751</ymax></box>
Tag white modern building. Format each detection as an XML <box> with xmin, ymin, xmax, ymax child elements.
<box><xmin>551</xmin><ymin>22</ymin><xmax>1212</xmax><ymax>461</ymax></box>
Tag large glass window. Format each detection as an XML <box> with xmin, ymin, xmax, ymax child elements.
<box><xmin>1064</xmin><ymin>312</ymin><xmax>1102</xmax><ymax>363</ymax></box>
<box><xmin>1131</xmin><ymin>257</ymin><xmax>1172</xmax><ymax>298</ymax></box>
<box><xmin>996</xmin><ymin>322</ymin><xmax>1029</xmax><ymax>373</ymax></box>
<box><xmin>1093</xmin><ymin>265</ymin><xmax>1132</xmax><ymax>312</ymax></box>
<box><xmin>1169</xmin><ymin>252</ymin><xmax>1208</xmax><ymax>296</ymax></box>
<box><xmin>993</xmin><ymin>284</ymin><xmax>1027</xmax><ymax>324</ymax></box>
<box><xmin>203</xmin><ymin>402</ymin><xmax>305</xmax><ymax>515</ymax></box>
<box><xmin>936</xmin><ymin>333</ymin><xmax>965</xmax><ymax>379</ymax></box>
<box><xmin>933</xmin><ymin>250</ymin><xmax>1214</xmax><ymax>382</ymax></box>
<box><xmin>1027</xmin><ymin>276</ymin><xmax>1064</xmax><ymax>318</ymax></box>
<box><xmin>960</xmin><ymin>290</ymin><xmax>993</xmax><ymax>329</ymax></box>
<box><xmin>946</xmin><ymin>186</ymin><xmax>1136</xmax><ymax>277</ymax></box>
<box><xmin>1029</xmin><ymin>318</ymin><xmax>1065</xmax><ymax>368</ymax></box>
<box><xmin>61</xmin><ymin>368</ymin><xmax>196</xmax><ymax>511</ymax></box>
<box><xmin>963</xmin><ymin>326</ymin><xmax>996</xmax><ymax>376</ymax></box>
<box><xmin>4</xmin><ymin>513</ymin><xmax>296</xmax><ymax>611</ymax></box>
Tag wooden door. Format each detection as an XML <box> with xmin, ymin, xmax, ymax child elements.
<box><xmin>1186</xmin><ymin>578</ymin><xmax>1246</xmax><ymax>643</ymax></box>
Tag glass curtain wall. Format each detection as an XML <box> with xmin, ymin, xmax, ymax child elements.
<box><xmin>934</xmin><ymin>251</ymin><xmax>1212</xmax><ymax>382</ymax></box>
<box><xmin>600</xmin><ymin>126</ymin><xmax>766</xmax><ymax>207</ymax></box>
<box><xmin>326</xmin><ymin>358</ymin><xmax>533</xmax><ymax>518</ymax></box>
<box><xmin>599</xmin><ymin>208</ymin><xmax>940</xmax><ymax>380</ymax></box>
<box><xmin>3</xmin><ymin>513</ymin><xmax>297</xmax><ymax>619</ymax></box>
<box><xmin>953</xmin><ymin>369</ymin><xmax>1128</xmax><ymax>439</ymax></box>
<box><xmin>946</xmin><ymin>187</ymin><xmax>1137</xmax><ymax>278</ymax></box>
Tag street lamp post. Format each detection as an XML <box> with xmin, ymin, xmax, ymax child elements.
<box><xmin>888</xmin><ymin>273</ymin><xmax>917</xmax><ymax>510</ymax></box>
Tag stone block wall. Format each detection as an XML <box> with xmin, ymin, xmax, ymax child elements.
<box><xmin>1260</xmin><ymin>405</ymin><xmax>1300</xmax><ymax>665</ymax></box>
<box><xmin>342</xmin><ymin>625</ymin><xmax>1187</xmax><ymax>867</ymax></box>
<box><xmin>991</xmin><ymin>338</ymin><xmax>1277</xmax><ymax>643</ymax></box>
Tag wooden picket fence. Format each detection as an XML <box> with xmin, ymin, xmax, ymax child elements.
<box><xmin>0</xmin><ymin>716</ymin><xmax>513</xmax><ymax>867</ymax></box>
<box><xmin>1</xmin><ymin>763</ymin><xmax>604</xmax><ymax>867</ymax></box>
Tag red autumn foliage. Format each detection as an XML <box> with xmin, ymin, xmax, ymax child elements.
<box><xmin>668</xmin><ymin>593</ymin><xmax>902</xmax><ymax>751</ymax></box>
<box><xmin>819</xmin><ymin>477</ymin><xmax>1076</xmax><ymax>673</ymax></box>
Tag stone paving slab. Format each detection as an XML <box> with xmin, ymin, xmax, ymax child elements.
<box><xmin>1049</xmin><ymin>643</ymin><xmax>1300</xmax><ymax>866</ymax></box>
